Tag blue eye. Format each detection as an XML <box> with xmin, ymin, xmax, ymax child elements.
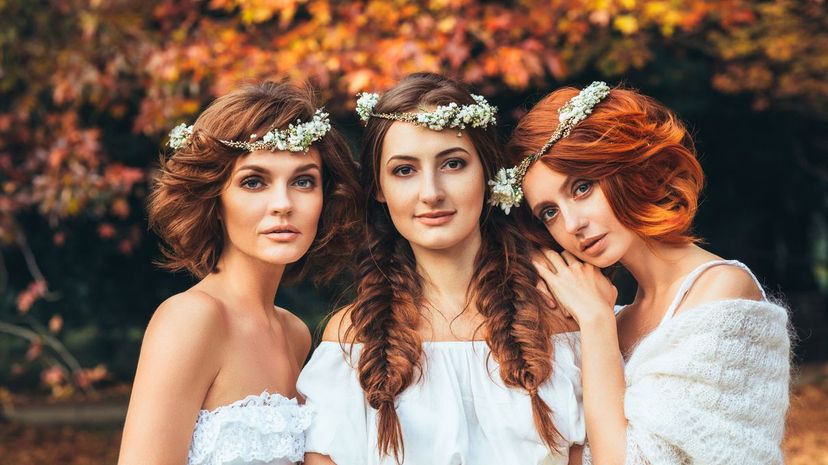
<box><xmin>293</xmin><ymin>176</ymin><xmax>316</xmax><ymax>189</ymax></box>
<box><xmin>241</xmin><ymin>177</ymin><xmax>264</xmax><ymax>190</ymax></box>
<box><xmin>574</xmin><ymin>180</ymin><xmax>593</xmax><ymax>196</ymax></box>
<box><xmin>443</xmin><ymin>158</ymin><xmax>465</xmax><ymax>170</ymax></box>
<box><xmin>540</xmin><ymin>206</ymin><xmax>559</xmax><ymax>223</ymax></box>
<box><xmin>393</xmin><ymin>165</ymin><xmax>414</xmax><ymax>176</ymax></box>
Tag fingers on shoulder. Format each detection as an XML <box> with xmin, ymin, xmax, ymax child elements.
<box><xmin>321</xmin><ymin>305</ymin><xmax>355</xmax><ymax>343</ymax></box>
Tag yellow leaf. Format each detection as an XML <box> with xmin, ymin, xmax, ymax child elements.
<box><xmin>613</xmin><ymin>15</ymin><xmax>638</xmax><ymax>35</ymax></box>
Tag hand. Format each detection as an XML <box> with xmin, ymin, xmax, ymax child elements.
<box><xmin>532</xmin><ymin>249</ymin><xmax>618</xmax><ymax>326</ymax></box>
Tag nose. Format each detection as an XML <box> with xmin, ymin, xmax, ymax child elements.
<box><xmin>561</xmin><ymin>206</ymin><xmax>587</xmax><ymax>235</ymax></box>
<box><xmin>419</xmin><ymin>170</ymin><xmax>446</xmax><ymax>205</ymax></box>
<box><xmin>269</xmin><ymin>184</ymin><xmax>293</xmax><ymax>215</ymax></box>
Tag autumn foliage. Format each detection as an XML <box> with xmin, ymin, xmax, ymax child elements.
<box><xmin>1</xmin><ymin>0</ymin><xmax>827</xmax><ymax>393</ymax></box>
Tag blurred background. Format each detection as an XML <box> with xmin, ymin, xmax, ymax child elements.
<box><xmin>1</xmin><ymin>0</ymin><xmax>826</xmax><ymax>463</ymax></box>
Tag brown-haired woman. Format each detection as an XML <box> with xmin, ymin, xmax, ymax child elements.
<box><xmin>117</xmin><ymin>81</ymin><xmax>359</xmax><ymax>465</ymax></box>
<box><xmin>500</xmin><ymin>82</ymin><xmax>790</xmax><ymax>464</ymax></box>
<box><xmin>297</xmin><ymin>73</ymin><xmax>587</xmax><ymax>465</ymax></box>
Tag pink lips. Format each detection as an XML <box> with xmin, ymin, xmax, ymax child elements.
<box><xmin>261</xmin><ymin>224</ymin><xmax>300</xmax><ymax>242</ymax></box>
<box><xmin>415</xmin><ymin>210</ymin><xmax>456</xmax><ymax>226</ymax></box>
<box><xmin>580</xmin><ymin>233</ymin><xmax>607</xmax><ymax>256</ymax></box>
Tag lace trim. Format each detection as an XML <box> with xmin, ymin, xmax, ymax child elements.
<box><xmin>188</xmin><ymin>391</ymin><xmax>313</xmax><ymax>465</ymax></box>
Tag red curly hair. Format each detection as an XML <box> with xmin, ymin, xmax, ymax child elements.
<box><xmin>508</xmin><ymin>85</ymin><xmax>704</xmax><ymax>247</ymax></box>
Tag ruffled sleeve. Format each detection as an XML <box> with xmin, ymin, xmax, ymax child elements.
<box><xmin>296</xmin><ymin>342</ymin><xmax>374</xmax><ymax>465</ymax></box>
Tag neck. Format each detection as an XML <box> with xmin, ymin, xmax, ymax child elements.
<box><xmin>409</xmin><ymin>228</ymin><xmax>482</xmax><ymax>315</ymax></box>
<box><xmin>620</xmin><ymin>240</ymin><xmax>706</xmax><ymax>304</ymax></box>
<box><xmin>206</xmin><ymin>245</ymin><xmax>286</xmax><ymax>318</ymax></box>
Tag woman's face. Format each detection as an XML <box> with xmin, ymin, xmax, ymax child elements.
<box><xmin>377</xmin><ymin>122</ymin><xmax>485</xmax><ymax>253</ymax></box>
<box><xmin>522</xmin><ymin>161</ymin><xmax>637</xmax><ymax>268</ymax></box>
<box><xmin>220</xmin><ymin>148</ymin><xmax>323</xmax><ymax>266</ymax></box>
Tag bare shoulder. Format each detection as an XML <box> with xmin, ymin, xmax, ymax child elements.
<box><xmin>677</xmin><ymin>264</ymin><xmax>764</xmax><ymax>315</ymax></box>
<box><xmin>322</xmin><ymin>304</ymin><xmax>356</xmax><ymax>343</ymax></box>
<box><xmin>145</xmin><ymin>290</ymin><xmax>228</xmax><ymax>348</ymax></box>
<box><xmin>274</xmin><ymin>307</ymin><xmax>312</xmax><ymax>364</ymax></box>
<box><xmin>133</xmin><ymin>290</ymin><xmax>228</xmax><ymax>396</ymax></box>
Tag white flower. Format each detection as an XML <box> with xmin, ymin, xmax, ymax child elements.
<box><xmin>356</xmin><ymin>92</ymin><xmax>380</xmax><ymax>122</ymax></box>
<box><xmin>218</xmin><ymin>108</ymin><xmax>331</xmax><ymax>153</ymax></box>
<box><xmin>558</xmin><ymin>81</ymin><xmax>610</xmax><ymax>126</ymax></box>
<box><xmin>356</xmin><ymin>92</ymin><xmax>497</xmax><ymax>132</ymax></box>
<box><xmin>167</xmin><ymin>123</ymin><xmax>193</xmax><ymax>150</ymax></box>
<box><xmin>487</xmin><ymin>167</ymin><xmax>524</xmax><ymax>215</ymax></box>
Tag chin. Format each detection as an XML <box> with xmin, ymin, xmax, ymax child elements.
<box><xmin>257</xmin><ymin>246</ymin><xmax>310</xmax><ymax>265</ymax></box>
<box><xmin>411</xmin><ymin>227</ymin><xmax>476</xmax><ymax>251</ymax></box>
<box><xmin>574</xmin><ymin>249</ymin><xmax>621</xmax><ymax>269</ymax></box>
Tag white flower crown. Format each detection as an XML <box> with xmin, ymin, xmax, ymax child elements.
<box><xmin>488</xmin><ymin>81</ymin><xmax>611</xmax><ymax>214</ymax></box>
<box><xmin>166</xmin><ymin>109</ymin><xmax>331</xmax><ymax>153</ymax></box>
<box><xmin>355</xmin><ymin>92</ymin><xmax>497</xmax><ymax>132</ymax></box>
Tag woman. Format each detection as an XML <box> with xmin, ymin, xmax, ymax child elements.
<box><xmin>492</xmin><ymin>82</ymin><xmax>790</xmax><ymax>464</ymax></box>
<box><xmin>117</xmin><ymin>81</ymin><xmax>359</xmax><ymax>465</ymax></box>
<box><xmin>298</xmin><ymin>73</ymin><xmax>588</xmax><ymax>465</ymax></box>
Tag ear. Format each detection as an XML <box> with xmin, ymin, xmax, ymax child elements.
<box><xmin>375</xmin><ymin>187</ymin><xmax>386</xmax><ymax>203</ymax></box>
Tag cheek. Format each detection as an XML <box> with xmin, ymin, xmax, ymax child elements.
<box><xmin>452</xmin><ymin>166</ymin><xmax>486</xmax><ymax>209</ymax></box>
<box><xmin>379</xmin><ymin>177</ymin><xmax>418</xmax><ymax>214</ymax></box>
<box><xmin>301</xmin><ymin>191</ymin><xmax>324</xmax><ymax>229</ymax></box>
<box><xmin>221</xmin><ymin>191</ymin><xmax>265</xmax><ymax>232</ymax></box>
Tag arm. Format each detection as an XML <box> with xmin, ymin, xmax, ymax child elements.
<box><xmin>304</xmin><ymin>453</ymin><xmax>338</xmax><ymax>465</ymax></box>
<box><xmin>569</xmin><ymin>445</ymin><xmax>584</xmax><ymax>465</ymax></box>
<box><xmin>534</xmin><ymin>250</ymin><xmax>627</xmax><ymax>465</ymax></box>
<box><xmin>117</xmin><ymin>292</ymin><xmax>226</xmax><ymax>465</ymax></box>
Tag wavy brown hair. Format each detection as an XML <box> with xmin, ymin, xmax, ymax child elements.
<box><xmin>147</xmin><ymin>81</ymin><xmax>360</xmax><ymax>283</ymax></box>
<box><xmin>508</xmin><ymin>85</ymin><xmax>704</xmax><ymax>249</ymax></box>
<box><xmin>343</xmin><ymin>73</ymin><xmax>569</xmax><ymax>463</ymax></box>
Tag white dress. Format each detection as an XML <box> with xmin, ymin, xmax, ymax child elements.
<box><xmin>584</xmin><ymin>259</ymin><xmax>791</xmax><ymax>465</ymax></box>
<box><xmin>297</xmin><ymin>333</ymin><xmax>585</xmax><ymax>465</ymax></box>
<box><xmin>187</xmin><ymin>391</ymin><xmax>313</xmax><ymax>465</ymax></box>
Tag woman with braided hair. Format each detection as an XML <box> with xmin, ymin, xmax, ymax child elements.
<box><xmin>493</xmin><ymin>82</ymin><xmax>790</xmax><ymax>464</ymax></box>
<box><xmin>297</xmin><ymin>73</ymin><xmax>589</xmax><ymax>465</ymax></box>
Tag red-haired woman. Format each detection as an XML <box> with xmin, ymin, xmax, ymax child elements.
<box><xmin>298</xmin><ymin>73</ymin><xmax>589</xmax><ymax>465</ymax></box>
<box><xmin>117</xmin><ymin>82</ymin><xmax>360</xmax><ymax>465</ymax></box>
<box><xmin>493</xmin><ymin>82</ymin><xmax>790</xmax><ymax>465</ymax></box>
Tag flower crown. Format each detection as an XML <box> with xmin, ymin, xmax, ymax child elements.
<box><xmin>355</xmin><ymin>92</ymin><xmax>497</xmax><ymax>133</ymax></box>
<box><xmin>488</xmin><ymin>81</ymin><xmax>611</xmax><ymax>214</ymax></box>
<box><xmin>166</xmin><ymin>109</ymin><xmax>331</xmax><ymax>153</ymax></box>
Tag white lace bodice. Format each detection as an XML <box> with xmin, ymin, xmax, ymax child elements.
<box><xmin>187</xmin><ymin>391</ymin><xmax>313</xmax><ymax>465</ymax></box>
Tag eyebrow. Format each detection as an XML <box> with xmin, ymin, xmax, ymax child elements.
<box><xmin>385</xmin><ymin>147</ymin><xmax>470</xmax><ymax>166</ymax></box>
<box><xmin>235</xmin><ymin>162</ymin><xmax>321</xmax><ymax>175</ymax></box>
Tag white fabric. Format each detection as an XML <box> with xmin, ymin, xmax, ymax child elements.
<box><xmin>585</xmin><ymin>260</ymin><xmax>790</xmax><ymax>465</ymax></box>
<box><xmin>187</xmin><ymin>391</ymin><xmax>313</xmax><ymax>465</ymax></box>
<box><xmin>297</xmin><ymin>333</ymin><xmax>585</xmax><ymax>465</ymax></box>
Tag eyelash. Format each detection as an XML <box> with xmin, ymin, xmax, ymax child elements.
<box><xmin>574</xmin><ymin>180</ymin><xmax>593</xmax><ymax>196</ymax></box>
<box><xmin>538</xmin><ymin>180</ymin><xmax>593</xmax><ymax>223</ymax></box>
<box><xmin>241</xmin><ymin>176</ymin><xmax>264</xmax><ymax>190</ymax></box>
<box><xmin>292</xmin><ymin>176</ymin><xmax>316</xmax><ymax>189</ymax></box>
<box><xmin>391</xmin><ymin>158</ymin><xmax>466</xmax><ymax>176</ymax></box>
<box><xmin>240</xmin><ymin>175</ymin><xmax>317</xmax><ymax>190</ymax></box>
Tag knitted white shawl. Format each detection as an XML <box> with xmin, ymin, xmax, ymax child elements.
<box><xmin>585</xmin><ymin>298</ymin><xmax>790</xmax><ymax>465</ymax></box>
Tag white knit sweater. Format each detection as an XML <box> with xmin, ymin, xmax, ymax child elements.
<box><xmin>585</xmin><ymin>261</ymin><xmax>791</xmax><ymax>465</ymax></box>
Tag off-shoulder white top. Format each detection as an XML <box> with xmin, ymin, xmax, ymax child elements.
<box><xmin>297</xmin><ymin>333</ymin><xmax>585</xmax><ymax>465</ymax></box>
